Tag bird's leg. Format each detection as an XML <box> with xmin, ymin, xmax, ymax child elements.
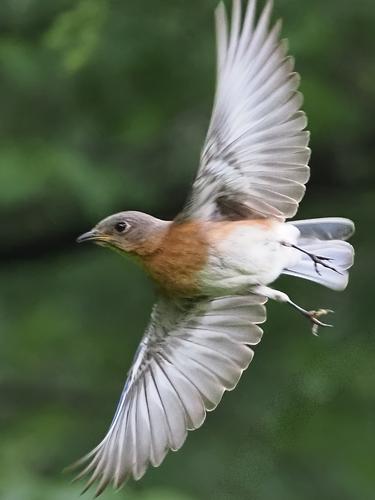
<box><xmin>253</xmin><ymin>285</ymin><xmax>333</xmax><ymax>336</ymax></box>
<box><xmin>283</xmin><ymin>242</ymin><xmax>341</xmax><ymax>276</ymax></box>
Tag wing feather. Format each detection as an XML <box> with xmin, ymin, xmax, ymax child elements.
<box><xmin>179</xmin><ymin>0</ymin><xmax>310</xmax><ymax>222</ymax></box>
<box><xmin>72</xmin><ymin>293</ymin><xmax>266</xmax><ymax>494</ymax></box>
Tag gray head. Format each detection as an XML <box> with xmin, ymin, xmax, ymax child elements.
<box><xmin>77</xmin><ymin>211</ymin><xmax>168</xmax><ymax>255</ymax></box>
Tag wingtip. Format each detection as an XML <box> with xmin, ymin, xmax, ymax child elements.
<box><xmin>263</xmin><ymin>0</ymin><xmax>274</xmax><ymax>19</ymax></box>
<box><xmin>274</xmin><ymin>17</ymin><xmax>283</xmax><ymax>34</ymax></box>
<box><xmin>266</xmin><ymin>0</ymin><xmax>274</xmax><ymax>13</ymax></box>
<box><xmin>215</xmin><ymin>1</ymin><xmax>226</xmax><ymax>19</ymax></box>
<box><xmin>214</xmin><ymin>1</ymin><xmax>227</xmax><ymax>33</ymax></box>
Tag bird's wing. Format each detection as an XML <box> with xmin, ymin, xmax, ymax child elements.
<box><xmin>179</xmin><ymin>0</ymin><xmax>310</xmax><ymax>222</ymax></box>
<box><xmin>74</xmin><ymin>292</ymin><xmax>267</xmax><ymax>496</ymax></box>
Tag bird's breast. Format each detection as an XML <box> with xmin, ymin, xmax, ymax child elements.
<box><xmin>140</xmin><ymin>221</ymin><xmax>208</xmax><ymax>297</ymax></box>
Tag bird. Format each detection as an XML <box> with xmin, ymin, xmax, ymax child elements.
<box><xmin>73</xmin><ymin>0</ymin><xmax>355</xmax><ymax>495</ymax></box>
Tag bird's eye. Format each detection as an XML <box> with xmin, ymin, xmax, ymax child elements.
<box><xmin>114</xmin><ymin>221</ymin><xmax>129</xmax><ymax>233</ymax></box>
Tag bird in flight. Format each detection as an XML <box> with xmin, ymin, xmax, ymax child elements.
<box><xmin>74</xmin><ymin>0</ymin><xmax>354</xmax><ymax>495</ymax></box>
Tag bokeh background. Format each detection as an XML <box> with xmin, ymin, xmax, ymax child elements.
<box><xmin>1</xmin><ymin>0</ymin><xmax>374</xmax><ymax>499</ymax></box>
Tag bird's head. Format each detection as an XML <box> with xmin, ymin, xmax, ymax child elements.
<box><xmin>77</xmin><ymin>211</ymin><xmax>169</xmax><ymax>256</ymax></box>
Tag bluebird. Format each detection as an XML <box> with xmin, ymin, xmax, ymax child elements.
<box><xmin>74</xmin><ymin>0</ymin><xmax>354</xmax><ymax>495</ymax></box>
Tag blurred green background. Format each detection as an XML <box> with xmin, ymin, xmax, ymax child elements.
<box><xmin>1</xmin><ymin>0</ymin><xmax>374</xmax><ymax>499</ymax></box>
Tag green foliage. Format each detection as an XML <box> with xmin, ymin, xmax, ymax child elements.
<box><xmin>1</xmin><ymin>0</ymin><xmax>374</xmax><ymax>499</ymax></box>
<box><xmin>45</xmin><ymin>0</ymin><xmax>109</xmax><ymax>72</ymax></box>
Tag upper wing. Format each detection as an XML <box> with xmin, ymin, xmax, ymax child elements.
<box><xmin>180</xmin><ymin>0</ymin><xmax>310</xmax><ymax>222</ymax></box>
<box><xmin>74</xmin><ymin>292</ymin><xmax>267</xmax><ymax>495</ymax></box>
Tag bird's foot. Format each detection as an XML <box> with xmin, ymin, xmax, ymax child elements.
<box><xmin>308</xmin><ymin>254</ymin><xmax>339</xmax><ymax>276</ymax></box>
<box><xmin>289</xmin><ymin>244</ymin><xmax>342</xmax><ymax>276</ymax></box>
<box><xmin>288</xmin><ymin>300</ymin><xmax>333</xmax><ymax>336</ymax></box>
<box><xmin>302</xmin><ymin>308</ymin><xmax>334</xmax><ymax>336</ymax></box>
<box><xmin>253</xmin><ymin>285</ymin><xmax>335</xmax><ymax>336</ymax></box>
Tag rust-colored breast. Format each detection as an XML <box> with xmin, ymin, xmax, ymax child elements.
<box><xmin>141</xmin><ymin>221</ymin><xmax>208</xmax><ymax>297</ymax></box>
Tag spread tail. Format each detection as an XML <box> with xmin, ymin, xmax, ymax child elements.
<box><xmin>283</xmin><ymin>218</ymin><xmax>355</xmax><ymax>291</ymax></box>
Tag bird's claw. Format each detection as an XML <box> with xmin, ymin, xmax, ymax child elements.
<box><xmin>307</xmin><ymin>309</ymin><xmax>334</xmax><ymax>336</ymax></box>
<box><xmin>313</xmin><ymin>255</ymin><xmax>329</xmax><ymax>275</ymax></box>
<box><xmin>311</xmin><ymin>255</ymin><xmax>341</xmax><ymax>276</ymax></box>
<box><xmin>289</xmin><ymin>245</ymin><xmax>342</xmax><ymax>276</ymax></box>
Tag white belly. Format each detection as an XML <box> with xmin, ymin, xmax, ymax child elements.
<box><xmin>200</xmin><ymin>221</ymin><xmax>300</xmax><ymax>295</ymax></box>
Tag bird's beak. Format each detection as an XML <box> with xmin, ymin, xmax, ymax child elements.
<box><xmin>76</xmin><ymin>229</ymin><xmax>101</xmax><ymax>244</ymax></box>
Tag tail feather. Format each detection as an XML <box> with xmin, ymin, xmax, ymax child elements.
<box><xmin>289</xmin><ymin>217</ymin><xmax>355</xmax><ymax>242</ymax></box>
<box><xmin>283</xmin><ymin>218</ymin><xmax>355</xmax><ymax>291</ymax></box>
